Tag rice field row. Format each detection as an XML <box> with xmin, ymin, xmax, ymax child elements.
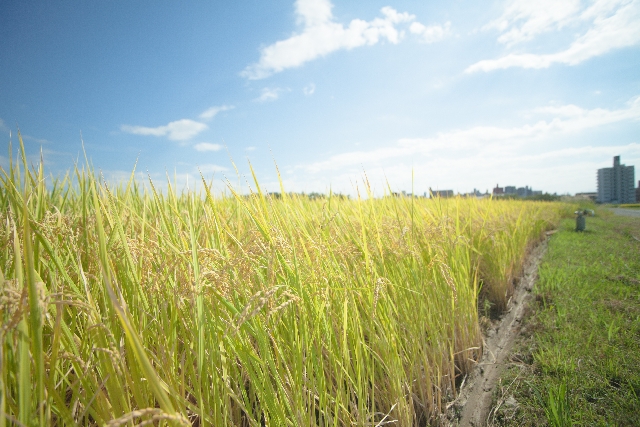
<box><xmin>1</xmin><ymin>138</ymin><xmax>566</xmax><ymax>426</ymax></box>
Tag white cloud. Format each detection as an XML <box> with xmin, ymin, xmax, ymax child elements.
<box><xmin>101</xmin><ymin>169</ymin><xmax>231</xmax><ymax>195</ymax></box>
<box><xmin>468</xmin><ymin>0</ymin><xmax>640</xmax><ymax>72</ymax></box>
<box><xmin>484</xmin><ymin>0</ymin><xmax>583</xmax><ymax>46</ymax></box>
<box><xmin>23</xmin><ymin>134</ymin><xmax>51</xmax><ymax>144</ymax></box>
<box><xmin>531</xmin><ymin>96</ymin><xmax>640</xmax><ymax>129</ymax></box>
<box><xmin>194</xmin><ymin>142</ymin><xmax>223</xmax><ymax>152</ymax></box>
<box><xmin>303</xmin><ymin>83</ymin><xmax>316</xmax><ymax>95</ymax></box>
<box><xmin>245</xmin><ymin>146</ymin><xmax>257</xmax><ymax>151</ymax></box>
<box><xmin>0</xmin><ymin>118</ymin><xmax>8</xmax><ymax>132</ymax></box>
<box><xmin>409</xmin><ymin>21</ymin><xmax>451</xmax><ymax>43</ymax></box>
<box><xmin>199</xmin><ymin>105</ymin><xmax>234</xmax><ymax>121</ymax></box>
<box><xmin>197</xmin><ymin>164</ymin><xmax>227</xmax><ymax>174</ymax></box>
<box><xmin>303</xmin><ymin>95</ymin><xmax>640</xmax><ymax>173</ymax></box>
<box><xmin>255</xmin><ymin>87</ymin><xmax>286</xmax><ymax>102</ymax></box>
<box><xmin>103</xmin><ymin>169</ymin><xmax>150</xmax><ymax>186</ymax></box>
<box><xmin>241</xmin><ymin>0</ymin><xmax>445</xmax><ymax>79</ymax></box>
<box><xmin>121</xmin><ymin>119</ymin><xmax>208</xmax><ymax>141</ymax></box>
<box><xmin>296</xmin><ymin>0</ymin><xmax>333</xmax><ymax>26</ymax></box>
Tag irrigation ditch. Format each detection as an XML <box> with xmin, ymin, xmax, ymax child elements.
<box><xmin>445</xmin><ymin>232</ymin><xmax>552</xmax><ymax>426</ymax></box>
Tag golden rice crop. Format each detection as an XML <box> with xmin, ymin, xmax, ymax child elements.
<box><xmin>0</xmin><ymin>135</ymin><xmax>564</xmax><ymax>426</ymax></box>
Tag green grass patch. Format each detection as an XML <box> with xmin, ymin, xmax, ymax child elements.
<box><xmin>492</xmin><ymin>212</ymin><xmax>640</xmax><ymax>426</ymax></box>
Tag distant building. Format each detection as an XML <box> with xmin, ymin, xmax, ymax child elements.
<box><xmin>636</xmin><ymin>181</ymin><xmax>640</xmax><ymax>202</ymax></box>
<box><xmin>597</xmin><ymin>156</ymin><xmax>635</xmax><ymax>203</ymax></box>
<box><xmin>493</xmin><ymin>184</ymin><xmax>539</xmax><ymax>197</ymax></box>
<box><xmin>516</xmin><ymin>186</ymin><xmax>533</xmax><ymax>197</ymax></box>
<box><xmin>429</xmin><ymin>188</ymin><xmax>454</xmax><ymax>198</ymax></box>
<box><xmin>504</xmin><ymin>186</ymin><xmax>516</xmax><ymax>195</ymax></box>
<box><xmin>461</xmin><ymin>188</ymin><xmax>486</xmax><ymax>198</ymax></box>
<box><xmin>575</xmin><ymin>192</ymin><xmax>597</xmax><ymax>201</ymax></box>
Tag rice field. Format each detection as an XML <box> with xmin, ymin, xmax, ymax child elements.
<box><xmin>1</xmin><ymin>137</ymin><xmax>566</xmax><ymax>426</ymax></box>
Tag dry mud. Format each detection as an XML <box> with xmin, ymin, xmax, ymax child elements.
<box><xmin>445</xmin><ymin>236</ymin><xmax>549</xmax><ymax>426</ymax></box>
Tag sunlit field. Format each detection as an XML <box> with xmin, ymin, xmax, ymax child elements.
<box><xmin>1</xmin><ymin>137</ymin><xmax>568</xmax><ymax>426</ymax></box>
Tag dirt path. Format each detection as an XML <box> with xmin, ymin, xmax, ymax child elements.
<box><xmin>449</xmin><ymin>237</ymin><xmax>549</xmax><ymax>426</ymax></box>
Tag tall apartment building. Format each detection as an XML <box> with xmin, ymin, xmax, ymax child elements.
<box><xmin>597</xmin><ymin>156</ymin><xmax>635</xmax><ymax>203</ymax></box>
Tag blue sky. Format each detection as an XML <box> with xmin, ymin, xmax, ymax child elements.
<box><xmin>1</xmin><ymin>0</ymin><xmax>639</xmax><ymax>196</ymax></box>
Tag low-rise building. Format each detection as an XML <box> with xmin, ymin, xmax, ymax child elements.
<box><xmin>493</xmin><ymin>184</ymin><xmax>539</xmax><ymax>197</ymax></box>
<box><xmin>504</xmin><ymin>186</ymin><xmax>516</xmax><ymax>195</ymax></box>
<box><xmin>429</xmin><ymin>188</ymin><xmax>454</xmax><ymax>198</ymax></box>
<box><xmin>517</xmin><ymin>186</ymin><xmax>533</xmax><ymax>197</ymax></box>
<box><xmin>575</xmin><ymin>192</ymin><xmax>597</xmax><ymax>201</ymax></box>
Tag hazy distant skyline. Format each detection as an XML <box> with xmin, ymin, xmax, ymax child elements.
<box><xmin>1</xmin><ymin>0</ymin><xmax>639</xmax><ymax>195</ymax></box>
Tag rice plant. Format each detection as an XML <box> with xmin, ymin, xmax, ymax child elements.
<box><xmin>0</xmin><ymin>134</ymin><xmax>563</xmax><ymax>425</ymax></box>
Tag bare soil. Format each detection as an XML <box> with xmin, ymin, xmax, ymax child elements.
<box><xmin>444</xmin><ymin>236</ymin><xmax>549</xmax><ymax>426</ymax></box>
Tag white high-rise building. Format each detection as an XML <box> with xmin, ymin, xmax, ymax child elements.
<box><xmin>597</xmin><ymin>156</ymin><xmax>635</xmax><ymax>203</ymax></box>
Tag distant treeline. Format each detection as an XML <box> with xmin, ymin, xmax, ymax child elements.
<box><xmin>267</xmin><ymin>191</ymin><xmax>350</xmax><ymax>200</ymax></box>
<box><xmin>256</xmin><ymin>191</ymin><xmax>562</xmax><ymax>201</ymax></box>
<box><xmin>521</xmin><ymin>193</ymin><xmax>561</xmax><ymax>201</ymax></box>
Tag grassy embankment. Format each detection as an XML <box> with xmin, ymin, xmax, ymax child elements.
<box><xmin>492</xmin><ymin>210</ymin><xmax>640</xmax><ymax>426</ymax></box>
<box><xmin>1</xmin><ymin>136</ymin><xmax>566</xmax><ymax>426</ymax></box>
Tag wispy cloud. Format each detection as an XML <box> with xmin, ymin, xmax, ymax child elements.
<box><xmin>245</xmin><ymin>146</ymin><xmax>257</xmax><ymax>152</ymax></box>
<box><xmin>102</xmin><ymin>169</ymin><xmax>228</xmax><ymax>194</ymax></box>
<box><xmin>197</xmin><ymin>164</ymin><xmax>227</xmax><ymax>174</ymax></box>
<box><xmin>121</xmin><ymin>119</ymin><xmax>208</xmax><ymax>141</ymax></box>
<box><xmin>467</xmin><ymin>0</ymin><xmax>640</xmax><ymax>72</ymax></box>
<box><xmin>255</xmin><ymin>87</ymin><xmax>286</xmax><ymax>102</ymax></box>
<box><xmin>303</xmin><ymin>83</ymin><xmax>316</xmax><ymax>96</ymax></box>
<box><xmin>292</xmin><ymin>142</ymin><xmax>640</xmax><ymax>195</ymax></box>
<box><xmin>194</xmin><ymin>142</ymin><xmax>223</xmax><ymax>152</ymax></box>
<box><xmin>199</xmin><ymin>105</ymin><xmax>234</xmax><ymax>121</ymax></box>
<box><xmin>303</xmin><ymin>95</ymin><xmax>640</xmax><ymax>173</ymax></box>
<box><xmin>0</xmin><ymin>155</ymin><xmax>8</xmax><ymax>170</ymax></box>
<box><xmin>241</xmin><ymin>0</ymin><xmax>446</xmax><ymax>79</ymax></box>
<box><xmin>484</xmin><ymin>0</ymin><xmax>583</xmax><ymax>46</ymax></box>
<box><xmin>103</xmin><ymin>170</ymin><xmax>150</xmax><ymax>186</ymax></box>
<box><xmin>23</xmin><ymin>134</ymin><xmax>51</xmax><ymax>144</ymax></box>
<box><xmin>0</xmin><ymin>118</ymin><xmax>8</xmax><ymax>132</ymax></box>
